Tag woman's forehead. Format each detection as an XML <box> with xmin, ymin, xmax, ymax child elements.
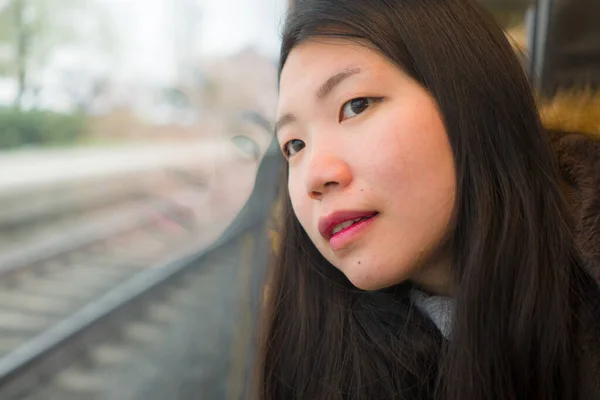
<box><xmin>281</xmin><ymin>39</ymin><xmax>378</xmax><ymax>82</ymax></box>
<box><xmin>277</xmin><ymin>40</ymin><xmax>390</xmax><ymax>113</ymax></box>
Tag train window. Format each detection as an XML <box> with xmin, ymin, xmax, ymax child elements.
<box><xmin>0</xmin><ymin>0</ymin><xmax>284</xmax><ymax>398</ymax></box>
<box><xmin>480</xmin><ymin>0</ymin><xmax>600</xmax><ymax>94</ymax></box>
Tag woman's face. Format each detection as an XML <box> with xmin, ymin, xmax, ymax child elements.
<box><xmin>276</xmin><ymin>39</ymin><xmax>456</xmax><ymax>292</ymax></box>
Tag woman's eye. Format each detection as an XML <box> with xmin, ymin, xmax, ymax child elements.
<box><xmin>339</xmin><ymin>97</ymin><xmax>379</xmax><ymax>121</ymax></box>
<box><xmin>283</xmin><ymin>139</ymin><xmax>305</xmax><ymax>158</ymax></box>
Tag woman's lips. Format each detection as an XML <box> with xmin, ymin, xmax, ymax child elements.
<box><xmin>328</xmin><ymin>213</ymin><xmax>378</xmax><ymax>251</ymax></box>
<box><xmin>318</xmin><ymin>210</ymin><xmax>379</xmax><ymax>251</ymax></box>
<box><xmin>318</xmin><ymin>210</ymin><xmax>379</xmax><ymax>239</ymax></box>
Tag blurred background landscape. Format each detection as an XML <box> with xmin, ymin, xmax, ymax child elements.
<box><xmin>0</xmin><ymin>0</ymin><xmax>283</xmax><ymax>148</ymax></box>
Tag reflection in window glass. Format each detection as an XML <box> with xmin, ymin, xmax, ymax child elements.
<box><xmin>0</xmin><ymin>1</ymin><xmax>284</xmax><ymax>398</ymax></box>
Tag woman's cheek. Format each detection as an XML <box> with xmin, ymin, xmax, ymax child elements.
<box><xmin>288</xmin><ymin>175</ymin><xmax>309</xmax><ymax>222</ymax></box>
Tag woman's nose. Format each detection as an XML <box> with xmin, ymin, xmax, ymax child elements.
<box><xmin>305</xmin><ymin>153</ymin><xmax>352</xmax><ymax>200</ymax></box>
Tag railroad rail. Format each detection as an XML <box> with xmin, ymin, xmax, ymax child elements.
<box><xmin>0</xmin><ymin>140</ymin><xmax>280</xmax><ymax>399</ymax></box>
<box><xmin>0</xmin><ymin>183</ymin><xmax>212</xmax><ymax>397</ymax></box>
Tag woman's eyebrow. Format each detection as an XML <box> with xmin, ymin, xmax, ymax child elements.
<box><xmin>275</xmin><ymin>67</ymin><xmax>362</xmax><ymax>135</ymax></box>
<box><xmin>316</xmin><ymin>67</ymin><xmax>362</xmax><ymax>99</ymax></box>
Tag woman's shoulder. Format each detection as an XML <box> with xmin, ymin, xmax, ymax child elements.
<box><xmin>546</xmin><ymin>124</ymin><xmax>600</xmax><ymax>283</ymax></box>
<box><xmin>549</xmin><ymin>128</ymin><xmax>600</xmax><ymax>282</ymax></box>
<box><xmin>543</xmin><ymin>93</ymin><xmax>600</xmax><ymax>397</ymax></box>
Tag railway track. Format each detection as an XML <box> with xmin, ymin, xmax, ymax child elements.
<box><xmin>0</xmin><ymin>191</ymin><xmax>197</xmax><ymax>347</ymax></box>
<box><xmin>0</xmin><ymin>209</ymin><xmax>263</xmax><ymax>399</ymax></box>
<box><xmin>0</xmin><ymin>185</ymin><xmax>211</xmax><ymax>393</ymax></box>
<box><xmin>15</xmin><ymin>229</ymin><xmax>262</xmax><ymax>400</ymax></box>
<box><xmin>0</xmin><ymin>168</ymin><xmax>203</xmax><ymax>254</ymax></box>
<box><xmin>0</xmin><ymin>166</ymin><xmax>245</xmax><ymax>399</ymax></box>
<box><xmin>0</xmin><ymin>140</ymin><xmax>281</xmax><ymax>399</ymax></box>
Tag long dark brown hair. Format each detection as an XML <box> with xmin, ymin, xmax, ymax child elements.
<box><xmin>254</xmin><ymin>0</ymin><xmax>596</xmax><ymax>398</ymax></box>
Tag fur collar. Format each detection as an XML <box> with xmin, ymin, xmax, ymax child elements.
<box><xmin>544</xmin><ymin>91</ymin><xmax>600</xmax><ymax>282</ymax></box>
<box><xmin>544</xmin><ymin>91</ymin><xmax>600</xmax><ymax>399</ymax></box>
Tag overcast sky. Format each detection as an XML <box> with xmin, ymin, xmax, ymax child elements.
<box><xmin>199</xmin><ymin>0</ymin><xmax>286</xmax><ymax>56</ymax></box>
<box><xmin>96</xmin><ymin>0</ymin><xmax>287</xmax><ymax>84</ymax></box>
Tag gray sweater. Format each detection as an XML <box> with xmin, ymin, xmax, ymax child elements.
<box><xmin>410</xmin><ymin>290</ymin><xmax>454</xmax><ymax>339</ymax></box>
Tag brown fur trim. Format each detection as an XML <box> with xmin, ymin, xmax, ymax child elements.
<box><xmin>542</xmin><ymin>89</ymin><xmax>600</xmax><ymax>282</ymax></box>
<box><xmin>549</xmin><ymin>130</ymin><xmax>600</xmax><ymax>282</ymax></box>
<box><xmin>541</xmin><ymin>90</ymin><xmax>600</xmax><ymax>136</ymax></box>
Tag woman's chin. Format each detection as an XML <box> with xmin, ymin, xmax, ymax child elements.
<box><xmin>343</xmin><ymin>269</ymin><xmax>406</xmax><ymax>292</ymax></box>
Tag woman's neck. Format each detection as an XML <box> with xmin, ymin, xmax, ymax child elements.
<box><xmin>410</xmin><ymin>253</ymin><xmax>454</xmax><ymax>297</ymax></box>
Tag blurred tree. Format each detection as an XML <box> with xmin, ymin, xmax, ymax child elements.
<box><xmin>0</xmin><ymin>0</ymin><xmax>115</xmax><ymax>109</ymax></box>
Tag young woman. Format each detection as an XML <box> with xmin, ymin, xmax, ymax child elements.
<box><xmin>255</xmin><ymin>0</ymin><xmax>600</xmax><ymax>398</ymax></box>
